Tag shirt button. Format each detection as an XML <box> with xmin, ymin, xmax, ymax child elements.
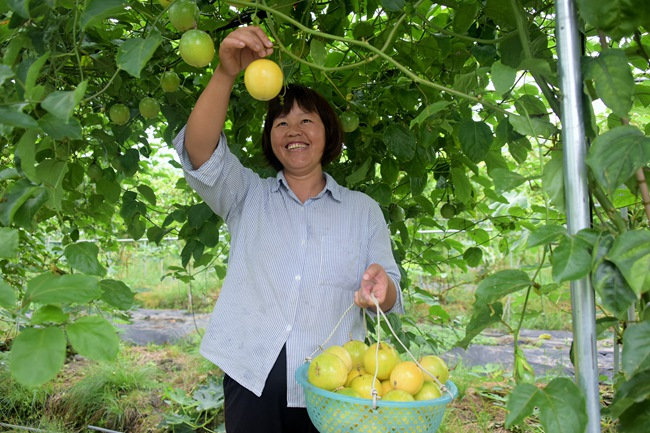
<box><xmin>301</xmin><ymin>239</ymin><xmax>306</xmax><ymax>246</ymax></box>
<box><xmin>286</xmin><ymin>325</ymin><xmax>292</xmax><ymax>331</ymax></box>
<box><xmin>295</xmin><ymin>275</ymin><xmax>301</xmax><ymax>281</ymax></box>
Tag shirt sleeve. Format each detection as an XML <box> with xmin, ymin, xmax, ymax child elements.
<box><xmin>172</xmin><ymin>125</ymin><xmax>258</xmax><ymax>222</ymax></box>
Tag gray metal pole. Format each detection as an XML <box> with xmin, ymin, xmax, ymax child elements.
<box><xmin>555</xmin><ymin>1</ymin><xmax>602</xmax><ymax>432</ymax></box>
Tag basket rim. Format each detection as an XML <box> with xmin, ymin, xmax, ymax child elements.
<box><xmin>295</xmin><ymin>362</ymin><xmax>458</xmax><ymax>408</ymax></box>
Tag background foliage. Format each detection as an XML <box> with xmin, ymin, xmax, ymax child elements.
<box><xmin>1</xmin><ymin>0</ymin><xmax>650</xmax><ymax>431</ymax></box>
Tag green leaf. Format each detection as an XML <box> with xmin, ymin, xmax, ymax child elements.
<box><xmin>366</xmin><ymin>183</ymin><xmax>393</xmax><ymax>207</ymax></box>
<box><xmin>583</xmin><ymin>49</ymin><xmax>634</xmax><ymax>117</ymax></box>
<box><xmin>34</xmin><ymin>159</ymin><xmax>68</xmax><ymax>210</ymax></box>
<box><xmin>80</xmin><ymin>0</ymin><xmax>127</xmax><ymax>30</ymax></box>
<box><xmin>0</xmin><ymin>106</ymin><xmax>39</xmax><ymax>129</ymax></box>
<box><xmin>576</xmin><ymin>0</ymin><xmax>647</xmax><ymax>40</ymax></box>
<box><xmin>40</xmin><ymin>80</ymin><xmax>87</xmax><ymax>120</ymax></box>
<box><xmin>198</xmin><ymin>222</ymin><xmax>220</xmax><ymax>248</ymax></box>
<box><xmin>99</xmin><ymin>279</ymin><xmax>135</xmax><ymax>310</ymax></box>
<box><xmin>309</xmin><ymin>38</ymin><xmax>327</xmax><ymax>65</ymax></box>
<box><xmin>450</xmin><ymin>166</ymin><xmax>473</xmax><ymax>204</ymax></box>
<box><xmin>0</xmin><ymin>227</ymin><xmax>19</xmax><ymax>258</ymax></box>
<box><xmin>527</xmin><ymin>224</ymin><xmax>566</xmax><ymax>248</ymax></box>
<box><xmin>475</xmin><ymin>269</ymin><xmax>532</xmax><ymax>305</ymax></box>
<box><xmin>586</xmin><ymin>125</ymin><xmax>650</xmax><ymax>195</ymax></box>
<box><xmin>592</xmin><ymin>259</ymin><xmax>637</xmax><ymax>318</ymax></box>
<box><xmin>116</xmin><ymin>29</ymin><xmax>163</xmax><ymax>78</ymax></box>
<box><xmin>618</xmin><ymin>401</ymin><xmax>650</xmax><ymax>433</ymax></box>
<box><xmin>67</xmin><ymin>316</ymin><xmax>119</xmax><ymax>361</ymax></box>
<box><xmin>410</xmin><ymin>101</ymin><xmax>452</xmax><ymax>128</ymax></box>
<box><xmin>0</xmin><ymin>179</ymin><xmax>45</xmax><ymax>226</ymax></box>
<box><xmin>24</xmin><ymin>272</ymin><xmax>101</xmax><ymax>306</ymax></box>
<box><xmin>622</xmin><ymin>321</ymin><xmax>650</xmax><ymax>378</ymax></box>
<box><xmin>456</xmin><ymin>302</ymin><xmax>503</xmax><ymax>349</ymax></box>
<box><xmin>345</xmin><ymin>157</ymin><xmax>371</xmax><ymax>186</ymax></box>
<box><xmin>608</xmin><ymin>369</ymin><xmax>650</xmax><ymax>418</ymax></box>
<box><xmin>14</xmin><ymin>129</ymin><xmax>38</xmax><ymax>181</ymax></box>
<box><xmin>608</xmin><ymin>229</ymin><xmax>650</xmax><ymax>295</ymax></box>
<box><xmin>31</xmin><ymin>305</ymin><xmax>69</xmax><ymax>324</ymax></box>
<box><xmin>463</xmin><ymin>247</ymin><xmax>483</xmax><ymax>267</ymax></box>
<box><xmin>505</xmin><ymin>383</ymin><xmax>541</xmax><ymax>427</ymax></box>
<box><xmin>380</xmin><ymin>0</ymin><xmax>405</xmax><ymax>12</ymax></box>
<box><xmin>0</xmin><ymin>64</ymin><xmax>14</xmax><ymax>86</ymax></box>
<box><xmin>0</xmin><ymin>279</ymin><xmax>17</xmax><ymax>308</ymax></box>
<box><xmin>188</xmin><ymin>202</ymin><xmax>214</xmax><ymax>228</ymax></box>
<box><xmin>38</xmin><ymin>113</ymin><xmax>82</xmax><ymax>140</ymax></box>
<box><xmin>137</xmin><ymin>184</ymin><xmax>157</xmax><ymax>206</ymax></box>
<box><xmin>509</xmin><ymin>114</ymin><xmax>557</xmax><ymax>139</ymax></box>
<box><xmin>25</xmin><ymin>52</ymin><xmax>50</xmax><ymax>99</ymax></box>
<box><xmin>64</xmin><ymin>241</ymin><xmax>107</xmax><ymax>276</ymax></box>
<box><xmin>551</xmin><ymin>235</ymin><xmax>592</xmax><ymax>283</ymax></box>
<box><xmin>458</xmin><ymin>120</ymin><xmax>493</xmax><ymax>163</ymax></box>
<box><xmin>382</xmin><ymin>124</ymin><xmax>416</xmax><ymax>161</ymax></box>
<box><xmin>491</xmin><ymin>168</ymin><xmax>526</xmax><ymax>194</ymax></box>
<box><xmin>536</xmin><ymin>378</ymin><xmax>588</xmax><ymax>433</ymax></box>
<box><xmin>542</xmin><ymin>151</ymin><xmax>566</xmax><ymax>212</ymax></box>
<box><xmin>380</xmin><ymin>157</ymin><xmax>399</xmax><ymax>185</ymax></box>
<box><xmin>491</xmin><ymin>61</ymin><xmax>517</xmax><ymax>95</ymax></box>
<box><xmin>9</xmin><ymin>326</ymin><xmax>66</xmax><ymax>387</ymax></box>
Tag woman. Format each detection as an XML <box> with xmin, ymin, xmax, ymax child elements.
<box><xmin>173</xmin><ymin>26</ymin><xmax>403</xmax><ymax>433</ymax></box>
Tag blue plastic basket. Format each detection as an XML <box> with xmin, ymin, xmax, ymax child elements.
<box><xmin>295</xmin><ymin>363</ymin><xmax>457</xmax><ymax>433</ymax></box>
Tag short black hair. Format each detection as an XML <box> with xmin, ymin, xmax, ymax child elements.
<box><xmin>261</xmin><ymin>84</ymin><xmax>343</xmax><ymax>172</ymax></box>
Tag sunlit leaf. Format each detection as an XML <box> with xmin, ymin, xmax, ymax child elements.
<box><xmin>116</xmin><ymin>29</ymin><xmax>163</xmax><ymax>78</ymax></box>
<box><xmin>67</xmin><ymin>316</ymin><xmax>119</xmax><ymax>361</ymax></box>
<box><xmin>608</xmin><ymin>229</ymin><xmax>650</xmax><ymax>295</ymax></box>
<box><xmin>64</xmin><ymin>241</ymin><xmax>107</xmax><ymax>276</ymax></box>
<box><xmin>622</xmin><ymin>321</ymin><xmax>650</xmax><ymax>378</ymax></box>
<box><xmin>475</xmin><ymin>269</ymin><xmax>532</xmax><ymax>304</ymax></box>
<box><xmin>80</xmin><ymin>0</ymin><xmax>127</xmax><ymax>29</ymax></box>
<box><xmin>9</xmin><ymin>326</ymin><xmax>66</xmax><ymax>387</ymax></box>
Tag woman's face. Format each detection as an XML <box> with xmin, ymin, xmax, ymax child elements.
<box><xmin>270</xmin><ymin>102</ymin><xmax>326</xmax><ymax>176</ymax></box>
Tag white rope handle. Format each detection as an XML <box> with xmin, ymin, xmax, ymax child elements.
<box><xmin>368</xmin><ymin>294</ymin><xmax>452</xmax><ymax>398</ymax></box>
<box><xmin>306</xmin><ymin>301</ymin><xmax>357</xmax><ymax>361</ymax></box>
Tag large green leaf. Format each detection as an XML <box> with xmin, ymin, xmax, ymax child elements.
<box><xmin>551</xmin><ymin>235</ymin><xmax>593</xmax><ymax>283</ymax></box>
<box><xmin>34</xmin><ymin>159</ymin><xmax>68</xmax><ymax>210</ymax></box>
<box><xmin>450</xmin><ymin>166</ymin><xmax>474</xmax><ymax>204</ymax></box>
<box><xmin>0</xmin><ymin>179</ymin><xmax>45</xmax><ymax>226</ymax></box>
<box><xmin>24</xmin><ymin>272</ymin><xmax>101</xmax><ymax>306</ymax></box>
<box><xmin>583</xmin><ymin>49</ymin><xmax>634</xmax><ymax>117</ymax></box>
<box><xmin>622</xmin><ymin>321</ymin><xmax>650</xmax><ymax>378</ymax></box>
<box><xmin>527</xmin><ymin>224</ymin><xmax>566</xmax><ymax>249</ymax></box>
<box><xmin>40</xmin><ymin>80</ymin><xmax>87</xmax><ymax>121</ymax></box>
<box><xmin>80</xmin><ymin>0</ymin><xmax>127</xmax><ymax>29</ymax></box>
<box><xmin>509</xmin><ymin>114</ymin><xmax>557</xmax><ymax>139</ymax></box>
<box><xmin>9</xmin><ymin>326</ymin><xmax>66</xmax><ymax>387</ymax></box>
<box><xmin>475</xmin><ymin>269</ymin><xmax>532</xmax><ymax>305</ymax></box>
<box><xmin>608</xmin><ymin>229</ymin><xmax>650</xmax><ymax>295</ymax></box>
<box><xmin>507</xmin><ymin>378</ymin><xmax>587</xmax><ymax>433</ymax></box>
<box><xmin>491</xmin><ymin>60</ymin><xmax>517</xmax><ymax>95</ymax></box>
<box><xmin>608</xmin><ymin>369</ymin><xmax>650</xmax><ymax>418</ymax></box>
<box><xmin>116</xmin><ymin>29</ymin><xmax>163</xmax><ymax>78</ymax></box>
<box><xmin>410</xmin><ymin>101</ymin><xmax>452</xmax><ymax>128</ymax></box>
<box><xmin>458</xmin><ymin>120</ymin><xmax>493</xmax><ymax>163</ymax></box>
<box><xmin>576</xmin><ymin>0</ymin><xmax>648</xmax><ymax>40</ymax></box>
<box><xmin>99</xmin><ymin>279</ymin><xmax>135</xmax><ymax>310</ymax></box>
<box><xmin>382</xmin><ymin>124</ymin><xmax>416</xmax><ymax>161</ymax></box>
<box><xmin>456</xmin><ymin>301</ymin><xmax>503</xmax><ymax>349</ymax></box>
<box><xmin>491</xmin><ymin>168</ymin><xmax>526</xmax><ymax>194</ymax></box>
<box><xmin>0</xmin><ymin>106</ymin><xmax>39</xmax><ymax>129</ymax></box>
<box><xmin>0</xmin><ymin>279</ymin><xmax>17</xmax><ymax>308</ymax></box>
<box><xmin>505</xmin><ymin>383</ymin><xmax>541</xmax><ymax>427</ymax></box>
<box><xmin>67</xmin><ymin>316</ymin><xmax>119</xmax><ymax>361</ymax></box>
<box><xmin>0</xmin><ymin>227</ymin><xmax>19</xmax><ymax>258</ymax></box>
<box><xmin>541</xmin><ymin>151</ymin><xmax>566</xmax><ymax>212</ymax></box>
<box><xmin>593</xmin><ymin>259</ymin><xmax>637</xmax><ymax>318</ymax></box>
<box><xmin>64</xmin><ymin>241</ymin><xmax>107</xmax><ymax>276</ymax></box>
<box><xmin>586</xmin><ymin>125</ymin><xmax>650</xmax><ymax>195</ymax></box>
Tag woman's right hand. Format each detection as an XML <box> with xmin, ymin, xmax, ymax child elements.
<box><xmin>218</xmin><ymin>26</ymin><xmax>274</xmax><ymax>78</ymax></box>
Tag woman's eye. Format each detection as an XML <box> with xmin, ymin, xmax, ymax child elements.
<box><xmin>275</xmin><ymin>121</ymin><xmax>287</xmax><ymax>127</ymax></box>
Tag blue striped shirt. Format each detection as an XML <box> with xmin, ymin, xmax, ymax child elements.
<box><xmin>173</xmin><ymin>127</ymin><xmax>403</xmax><ymax>407</ymax></box>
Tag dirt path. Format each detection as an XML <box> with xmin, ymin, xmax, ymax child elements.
<box><xmin>116</xmin><ymin>309</ymin><xmax>616</xmax><ymax>379</ymax></box>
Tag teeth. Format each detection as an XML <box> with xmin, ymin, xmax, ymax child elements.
<box><xmin>287</xmin><ymin>143</ymin><xmax>307</xmax><ymax>150</ymax></box>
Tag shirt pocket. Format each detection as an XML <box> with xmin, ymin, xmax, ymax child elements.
<box><xmin>318</xmin><ymin>235</ymin><xmax>361</xmax><ymax>289</ymax></box>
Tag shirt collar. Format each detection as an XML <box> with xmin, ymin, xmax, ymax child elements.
<box><xmin>273</xmin><ymin>171</ymin><xmax>343</xmax><ymax>202</ymax></box>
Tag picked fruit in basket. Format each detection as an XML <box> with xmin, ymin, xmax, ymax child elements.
<box><xmin>343</xmin><ymin>339</ymin><xmax>368</xmax><ymax>369</ymax></box>
<box><xmin>419</xmin><ymin>355</ymin><xmax>450</xmax><ymax>384</ymax></box>
<box><xmin>389</xmin><ymin>361</ymin><xmax>424</xmax><ymax>395</ymax></box>
<box><xmin>414</xmin><ymin>381</ymin><xmax>442</xmax><ymax>401</ymax></box>
<box><xmin>364</xmin><ymin>342</ymin><xmax>400</xmax><ymax>380</ymax></box>
<box><xmin>349</xmin><ymin>373</ymin><xmax>384</xmax><ymax>399</ymax></box>
<box><xmin>307</xmin><ymin>352</ymin><xmax>348</xmax><ymax>391</ymax></box>
<box><xmin>335</xmin><ymin>387</ymin><xmax>362</xmax><ymax>398</ymax></box>
<box><xmin>345</xmin><ymin>365</ymin><xmax>366</xmax><ymax>386</ymax></box>
<box><xmin>324</xmin><ymin>345</ymin><xmax>353</xmax><ymax>372</ymax></box>
<box><xmin>383</xmin><ymin>388</ymin><xmax>416</xmax><ymax>402</ymax></box>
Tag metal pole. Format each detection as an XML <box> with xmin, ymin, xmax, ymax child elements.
<box><xmin>555</xmin><ymin>1</ymin><xmax>602</xmax><ymax>432</ymax></box>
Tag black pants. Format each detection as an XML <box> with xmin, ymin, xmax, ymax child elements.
<box><xmin>223</xmin><ymin>345</ymin><xmax>319</xmax><ymax>433</ymax></box>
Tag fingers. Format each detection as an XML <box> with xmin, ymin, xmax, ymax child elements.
<box><xmin>221</xmin><ymin>26</ymin><xmax>273</xmax><ymax>59</ymax></box>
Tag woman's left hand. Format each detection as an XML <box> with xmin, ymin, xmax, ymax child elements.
<box><xmin>354</xmin><ymin>263</ymin><xmax>396</xmax><ymax>312</ymax></box>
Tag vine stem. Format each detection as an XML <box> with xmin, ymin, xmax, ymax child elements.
<box><xmin>229</xmin><ymin>0</ymin><xmax>510</xmax><ymax>116</ymax></box>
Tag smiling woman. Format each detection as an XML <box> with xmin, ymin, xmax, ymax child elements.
<box><xmin>171</xmin><ymin>25</ymin><xmax>403</xmax><ymax>433</ymax></box>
